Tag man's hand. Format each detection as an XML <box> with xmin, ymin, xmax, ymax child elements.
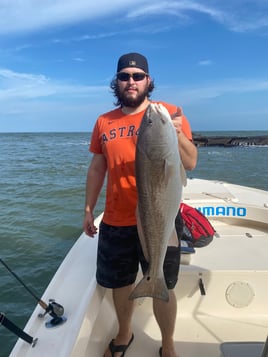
<box><xmin>83</xmin><ymin>211</ymin><xmax>98</xmax><ymax>237</ymax></box>
<box><xmin>171</xmin><ymin>107</ymin><xmax>183</xmax><ymax>134</ymax></box>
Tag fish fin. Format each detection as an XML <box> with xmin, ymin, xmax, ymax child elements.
<box><xmin>164</xmin><ymin>160</ymin><xmax>176</xmax><ymax>184</ymax></box>
<box><xmin>180</xmin><ymin>163</ymin><xmax>187</xmax><ymax>186</ymax></box>
<box><xmin>129</xmin><ymin>274</ymin><xmax>169</xmax><ymax>302</ymax></box>
<box><xmin>136</xmin><ymin>207</ymin><xmax>149</xmax><ymax>261</ymax></box>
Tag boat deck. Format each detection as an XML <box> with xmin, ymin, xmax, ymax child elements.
<box><xmin>83</xmin><ymin>289</ymin><xmax>268</xmax><ymax>357</ymax></box>
<box><xmin>75</xmin><ymin>217</ymin><xmax>268</xmax><ymax>357</ymax></box>
<box><xmin>187</xmin><ymin>219</ymin><xmax>268</xmax><ymax>271</ymax></box>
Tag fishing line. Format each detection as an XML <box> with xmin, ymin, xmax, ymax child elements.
<box><xmin>0</xmin><ymin>258</ymin><xmax>43</xmax><ymax>306</ymax></box>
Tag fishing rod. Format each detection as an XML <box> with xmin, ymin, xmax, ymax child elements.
<box><xmin>0</xmin><ymin>258</ymin><xmax>66</xmax><ymax>327</ymax></box>
<box><xmin>0</xmin><ymin>312</ymin><xmax>38</xmax><ymax>347</ymax></box>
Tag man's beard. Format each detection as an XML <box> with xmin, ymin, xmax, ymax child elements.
<box><xmin>117</xmin><ymin>87</ymin><xmax>149</xmax><ymax>108</ymax></box>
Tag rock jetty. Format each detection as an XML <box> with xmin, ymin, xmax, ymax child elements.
<box><xmin>193</xmin><ymin>134</ymin><xmax>268</xmax><ymax>147</ymax></box>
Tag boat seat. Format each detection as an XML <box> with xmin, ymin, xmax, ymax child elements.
<box><xmin>220</xmin><ymin>336</ymin><xmax>268</xmax><ymax>357</ymax></box>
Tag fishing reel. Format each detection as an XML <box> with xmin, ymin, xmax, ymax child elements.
<box><xmin>0</xmin><ymin>257</ymin><xmax>67</xmax><ymax>336</ymax></box>
<box><xmin>38</xmin><ymin>299</ymin><xmax>67</xmax><ymax>328</ymax></box>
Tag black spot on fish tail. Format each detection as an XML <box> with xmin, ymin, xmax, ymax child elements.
<box><xmin>129</xmin><ymin>275</ymin><xmax>169</xmax><ymax>302</ymax></box>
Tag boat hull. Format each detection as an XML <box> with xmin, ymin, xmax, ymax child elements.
<box><xmin>10</xmin><ymin>179</ymin><xmax>268</xmax><ymax>357</ymax></box>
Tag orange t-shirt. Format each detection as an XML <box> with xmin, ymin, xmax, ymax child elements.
<box><xmin>90</xmin><ymin>101</ymin><xmax>192</xmax><ymax>226</ymax></box>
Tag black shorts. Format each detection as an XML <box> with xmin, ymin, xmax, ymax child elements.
<box><xmin>96</xmin><ymin>220</ymin><xmax>181</xmax><ymax>290</ymax></box>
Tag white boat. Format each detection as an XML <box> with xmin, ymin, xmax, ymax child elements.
<box><xmin>10</xmin><ymin>178</ymin><xmax>268</xmax><ymax>357</ymax></box>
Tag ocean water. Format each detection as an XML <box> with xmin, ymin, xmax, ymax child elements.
<box><xmin>0</xmin><ymin>131</ymin><xmax>268</xmax><ymax>356</ymax></box>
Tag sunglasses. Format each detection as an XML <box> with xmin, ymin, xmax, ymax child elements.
<box><xmin>116</xmin><ymin>72</ymin><xmax>148</xmax><ymax>82</ymax></box>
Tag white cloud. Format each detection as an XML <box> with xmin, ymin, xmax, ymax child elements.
<box><xmin>0</xmin><ymin>0</ymin><xmax>144</xmax><ymax>35</ymax></box>
<box><xmin>198</xmin><ymin>60</ymin><xmax>213</xmax><ymax>66</ymax></box>
<box><xmin>127</xmin><ymin>1</ymin><xmax>223</xmax><ymax>20</ymax></box>
<box><xmin>126</xmin><ymin>1</ymin><xmax>268</xmax><ymax>33</ymax></box>
<box><xmin>52</xmin><ymin>31</ymin><xmax>118</xmax><ymax>45</ymax></box>
<box><xmin>1</xmin><ymin>1</ymin><xmax>268</xmax><ymax>35</ymax></box>
<box><xmin>0</xmin><ymin>68</ymin><xmax>108</xmax><ymax>100</ymax></box>
<box><xmin>72</xmin><ymin>57</ymin><xmax>85</xmax><ymax>62</ymax></box>
<box><xmin>156</xmin><ymin>77</ymin><xmax>268</xmax><ymax>105</ymax></box>
<box><xmin>0</xmin><ymin>69</ymin><xmax>50</xmax><ymax>99</ymax></box>
<box><xmin>0</xmin><ymin>67</ymin><xmax>111</xmax><ymax>131</ymax></box>
<box><xmin>2</xmin><ymin>67</ymin><xmax>268</xmax><ymax>105</ymax></box>
<box><xmin>1</xmin><ymin>67</ymin><xmax>268</xmax><ymax>131</ymax></box>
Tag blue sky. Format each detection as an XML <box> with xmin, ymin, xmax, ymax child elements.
<box><xmin>1</xmin><ymin>0</ymin><xmax>268</xmax><ymax>132</ymax></box>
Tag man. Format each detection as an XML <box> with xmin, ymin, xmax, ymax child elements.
<box><xmin>83</xmin><ymin>53</ymin><xmax>198</xmax><ymax>357</ymax></box>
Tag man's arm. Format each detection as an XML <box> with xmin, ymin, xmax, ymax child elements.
<box><xmin>177</xmin><ymin>131</ymin><xmax>198</xmax><ymax>170</ymax></box>
<box><xmin>172</xmin><ymin>109</ymin><xmax>198</xmax><ymax>170</ymax></box>
<box><xmin>83</xmin><ymin>153</ymin><xmax>107</xmax><ymax>237</ymax></box>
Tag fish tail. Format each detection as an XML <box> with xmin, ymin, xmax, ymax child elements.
<box><xmin>129</xmin><ymin>274</ymin><xmax>169</xmax><ymax>302</ymax></box>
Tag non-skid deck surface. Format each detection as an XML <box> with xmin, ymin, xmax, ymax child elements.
<box><xmin>86</xmin><ymin>290</ymin><xmax>268</xmax><ymax>357</ymax></box>
<box><xmin>187</xmin><ymin>220</ymin><xmax>268</xmax><ymax>271</ymax></box>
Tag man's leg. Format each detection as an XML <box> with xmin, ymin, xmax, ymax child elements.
<box><xmin>153</xmin><ymin>242</ymin><xmax>181</xmax><ymax>357</ymax></box>
<box><xmin>104</xmin><ymin>284</ymin><xmax>135</xmax><ymax>357</ymax></box>
<box><xmin>153</xmin><ymin>290</ymin><xmax>178</xmax><ymax>357</ymax></box>
<box><xmin>97</xmin><ymin>223</ymin><xmax>139</xmax><ymax>356</ymax></box>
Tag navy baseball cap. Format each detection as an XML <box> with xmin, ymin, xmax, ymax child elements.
<box><xmin>117</xmin><ymin>53</ymin><xmax>149</xmax><ymax>73</ymax></box>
